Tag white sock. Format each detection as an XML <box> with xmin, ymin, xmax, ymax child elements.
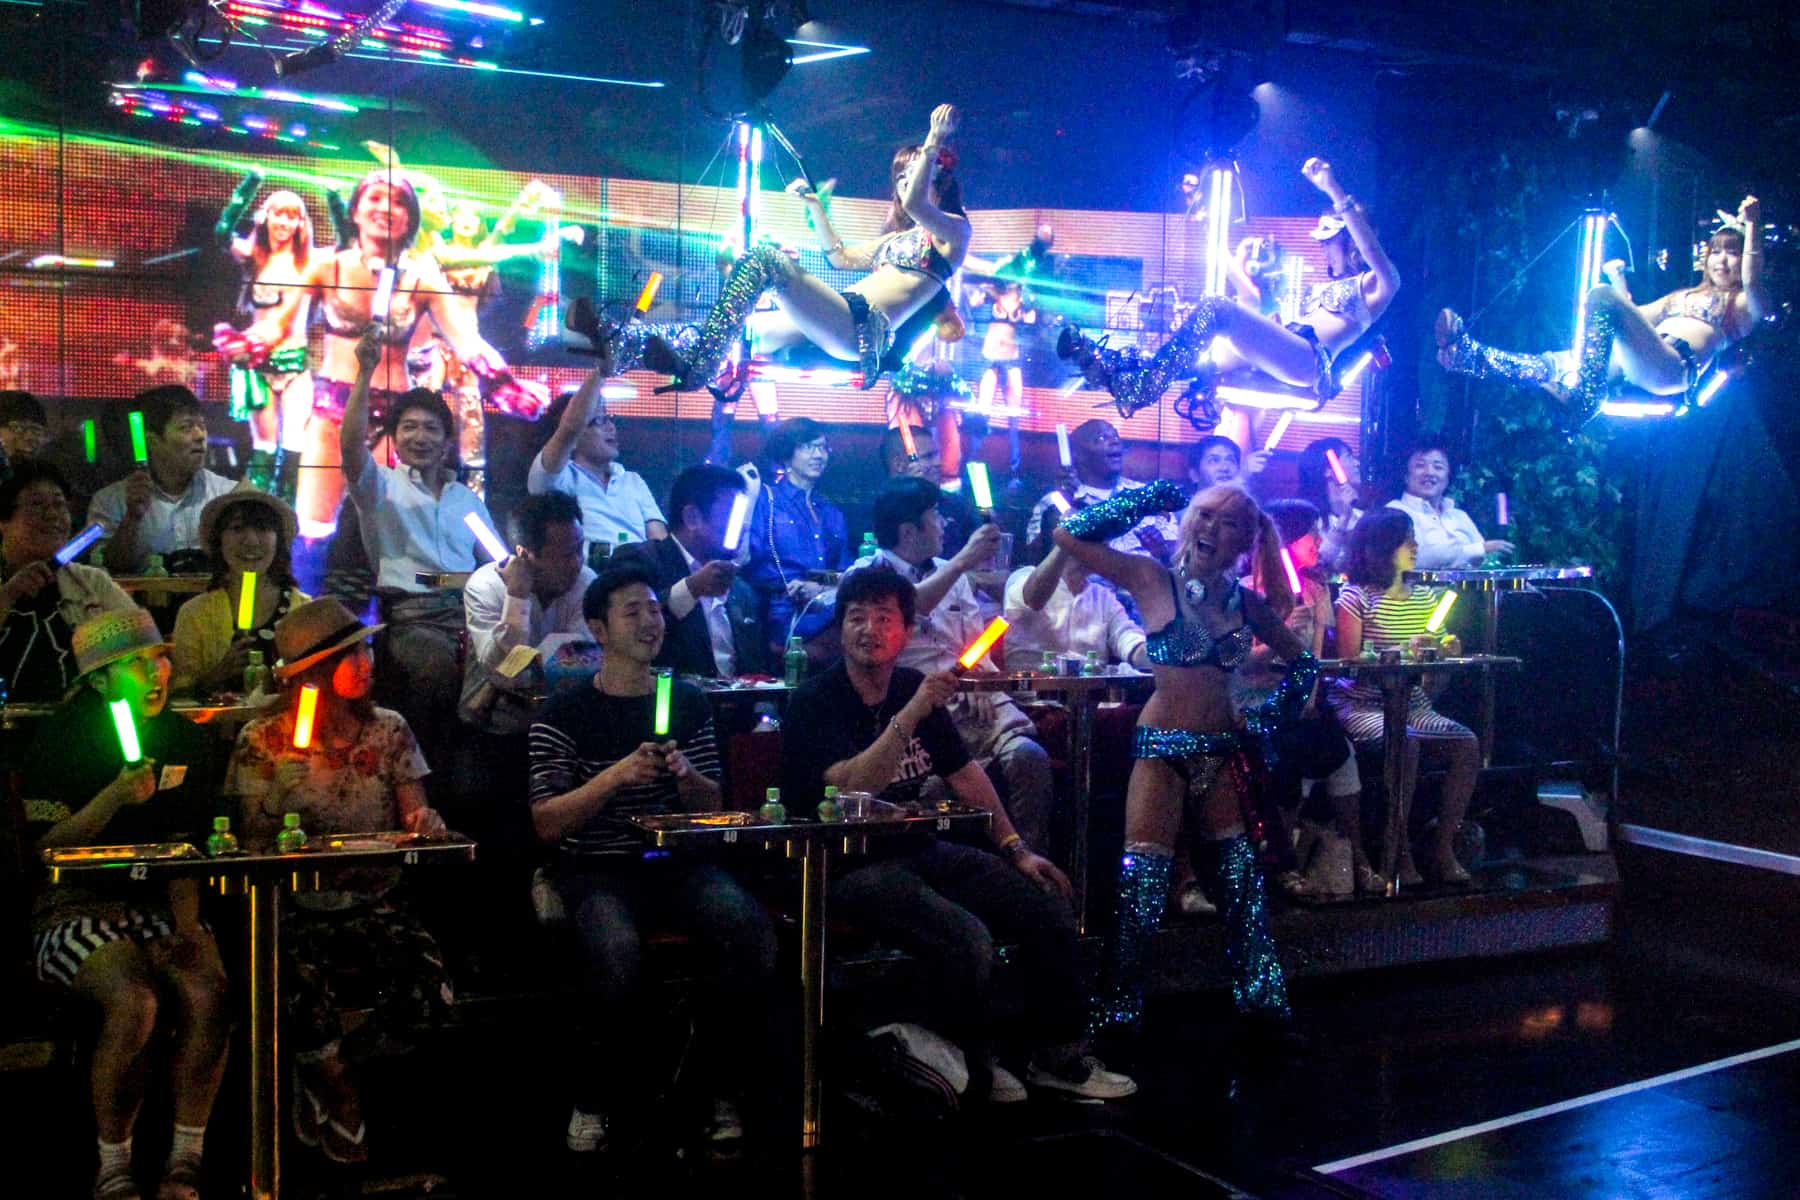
<box><xmin>169</xmin><ymin>1123</ymin><xmax>206</xmax><ymax>1166</ymax></box>
<box><xmin>96</xmin><ymin>1138</ymin><xmax>133</xmax><ymax>1190</ymax></box>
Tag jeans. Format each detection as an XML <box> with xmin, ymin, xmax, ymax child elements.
<box><xmin>557</xmin><ymin>860</ymin><xmax>778</xmax><ymax>1111</ymax></box>
<box><xmin>831</xmin><ymin>840</ymin><xmax>1085</xmax><ymax>1065</ymax></box>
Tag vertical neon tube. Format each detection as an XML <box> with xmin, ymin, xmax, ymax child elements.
<box><xmin>237</xmin><ymin>571</ymin><xmax>257</xmax><ymax>631</ymax></box>
<box><xmin>1203</xmin><ymin>163</ymin><xmax>1234</xmax><ymax>296</ymax></box>
<box><xmin>110</xmin><ymin>699</ymin><xmax>142</xmax><ymax>764</ymax></box>
<box><xmin>652</xmin><ymin>669</ymin><xmax>673</xmax><ymax>736</ymax></box>
<box><xmin>1573</xmin><ymin>209</ymin><xmax>1608</xmax><ymax>352</ymax></box>
<box><xmin>292</xmin><ymin>684</ymin><xmax>319</xmax><ymax>749</ymax></box>
<box><xmin>735</xmin><ymin>120</ymin><xmax>752</xmax><ymax>257</ymax></box>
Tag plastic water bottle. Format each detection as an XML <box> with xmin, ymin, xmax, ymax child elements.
<box><xmin>817</xmin><ymin>784</ymin><xmax>841</xmax><ymax>822</ymax></box>
<box><xmin>758</xmin><ymin>787</ymin><xmax>787</xmax><ymax>824</ymax></box>
<box><xmin>784</xmin><ymin>636</ymin><xmax>806</xmax><ymax>687</ymax></box>
<box><xmin>276</xmin><ymin>811</ymin><xmax>308</xmax><ymax>853</ymax></box>
<box><xmin>242</xmin><ymin>649</ymin><xmax>272</xmax><ymax>697</ymax></box>
<box><xmin>859</xmin><ymin>532</ymin><xmax>878</xmax><ymax>561</ymax></box>
<box><xmin>1083</xmin><ymin>650</ymin><xmax>1100</xmax><ymax>676</ymax></box>
<box><xmin>143</xmin><ymin>553</ymin><xmax>168</xmax><ymax>578</ymax></box>
<box><xmin>205</xmin><ymin>815</ymin><xmax>239</xmax><ymax>857</ymax></box>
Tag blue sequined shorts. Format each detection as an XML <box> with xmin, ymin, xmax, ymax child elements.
<box><xmin>1285</xmin><ymin>321</ymin><xmax>1342</xmax><ymax>401</ymax></box>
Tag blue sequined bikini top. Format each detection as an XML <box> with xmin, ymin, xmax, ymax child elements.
<box><xmin>1304</xmin><ymin>271</ymin><xmax>1372</xmax><ymax>325</ymax></box>
<box><xmin>1657</xmin><ymin>287</ymin><xmax>1735</xmax><ymax>336</ymax></box>
<box><xmin>1144</xmin><ymin>570</ymin><xmax>1255</xmax><ymax>669</ymax></box>
<box><xmin>875</xmin><ymin>227</ymin><xmax>957</xmax><ymax>284</ymax></box>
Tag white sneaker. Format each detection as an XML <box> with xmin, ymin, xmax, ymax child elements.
<box><xmin>989</xmin><ymin>1061</ymin><xmax>1028</xmax><ymax>1104</ymax></box>
<box><xmin>706</xmin><ymin>1097</ymin><xmax>744</xmax><ymax>1143</ymax></box>
<box><xmin>566</xmin><ymin>1107</ymin><xmax>609</xmax><ymax>1153</ymax></box>
<box><xmin>1026</xmin><ymin>1053</ymin><xmax>1139</xmax><ymax>1101</ymax></box>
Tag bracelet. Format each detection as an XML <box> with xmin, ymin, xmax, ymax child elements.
<box><xmin>1333</xmin><ymin>194</ymin><xmax>1361</xmax><ymax>214</ymax></box>
<box><xmin>888</xmin><ymin>716</ymin><xmax>913</xmax><ymax>741</ymax></box>
<box><xmin>826</xmin><ymin>240</ymin><xmax>845</xmax><ymax>257</ymax></box>
<box><xmin>997</xmin><ymin>833</ymin><xmax>1023</xmax><ymax>856</ymax></box>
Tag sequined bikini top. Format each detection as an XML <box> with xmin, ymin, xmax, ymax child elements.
<box><xmin>1303</xmin><ymin>271</ymin><xmax>1372</xmax><ymax>325</ymax></box>
<box><xmin>875</xmin><ymin>227</ymin><xmax>956</xmax><ymax>284</ymax></box>
<box><xmin>1657</xmin><ymin>287</ymin><xmax>1735</xmax><ymax>335</ymax></box>
<box><xmin>1144</xmin><ymin>570</ymin><xmax>1255</xmax><ymax>669</ymax></box>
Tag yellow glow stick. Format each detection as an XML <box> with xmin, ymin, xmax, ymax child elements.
<box><xmin>1425</xmin><ymin>591</ymin><xmax>1457</xmax><ymax>634</ymax></box>
<box><xmin>958</xmin><ymin>616</ymin><xmax>1009</xmax><ymax>669</ymax></box>
<box><xmin>237</xmin><ymin>571</ymin><xmax>257</xmax><ymax>631</ymax></box>
<box><xmin>898</xmin><ymin>421</ymin><xmax>918</xmax><ymax>460</ymax></box>
<box><xmin>635</xmin><ymin>271</ymin><xmax>664</xmax><ymax>313</ymax></box>
<box><xmin>292</xmin><ymin>684</ymin><xmax>320</xmax><ymax>749</ymax></box>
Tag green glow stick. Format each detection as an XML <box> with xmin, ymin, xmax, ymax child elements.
<box><xmin>83</xmin><ymin>419</ymin><xmax>97</xmax><ymax>464</ymax></box>
<box><xmin>128</xmin><ymin>411</ymin><xmax>148</xmax><ymax>464</ymax></box>
<box><xmin>237</xmin><ymin>571</ymin><xmax>257</xmax><ymax>631</ymax></box>
<box><xmin>966</xmin><ymin>461</ymin><xmax>994</xmax><ymax>511</ymax></box>
<box><xmin>1425</xmin><ymin>590</ymin><xmax>1457</xmax><ymax>634</ymax></box>
<box><xmin>652</xmin><ymin>669</ymin><xmax>672</xmax><ymax>736</ymax></box>
<box><xmin>109</xmin><ymin>699</ymin><xmax>142</xmax><ymax>764</ymax></box>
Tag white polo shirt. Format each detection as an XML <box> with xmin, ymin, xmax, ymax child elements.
<box><xmin>349</xmin><ymin>462</ymin><xmax>494</xmax><ymax>592</ymax></box>
<box><xmin>1387</xmin><ymin>493</ymin><xmax>1487</xmax><ymax>570</ymax></box>
<box><xmin>88</xmin><ymin>468</ymin><xmax>238</xmax><ymax>570</ymax></box>
<box><xmin>527</xmin><ymin>452</ymin><xmax>664</xmax><ymax>551</ymax></box>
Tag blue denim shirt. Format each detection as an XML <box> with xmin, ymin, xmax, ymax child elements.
<box><xmin>744</xmin><ymin>476</ymin><xmax>849</xmax><ymax>645</ymax></box>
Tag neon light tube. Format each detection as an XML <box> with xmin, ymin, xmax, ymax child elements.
<box><xmin>292</xmin><ymin>683</ymin><xmax>319</xmax><ymax>749</ymax></box>
<box><xmin>1280</xmin><ymin>546</ymin><xmax>1303</xmax><ymax>595</ymax></box>
<box><xmin>128</xmin><ymin>411</ymin><xmax>148</xmax><ymax>464</ymax></box>
<box><xmin>1336</xmin><ymin>351</ymin><xmax>1374</xmax><ymax>389</ymax></box>
<box><xmin>1325</xmin><ymin>448</ymin><xmax>1348</xmax><ymax>485</ymax></box>
<box><xmin>898</xmin><ymin>421</ymin><xmax>918</xmax><ymax>460</ymax></box>
<box><xmin>237</xmin><ymin>571</ymin><xmax>257</xmax><ymax>631</ymax></box>
<box><xmin>54</xmin><ymin>522</ymin><xmax>106</xmax><ymax>566</ymax></box>
<box><xmin>652</xmin><ymin>669</ymin><xmax>672</xmax><ymax>736</ymax></box>
<box><xmin>1055</xmin><ymin>423</ymin><xmax>1072</xmax><ymax>468</ymax></box>
<box><xmin>1425</xmin><ymin>590</ymin><xmax>1457</xmax><ymax>634</ymax></box>
<box><xmin>1573</xmin><ymin>209</ymin><xmax>1608</xmax><ymax>353</ymax></box>
<box><xmin>463</xmin><ymin>512</ymin><xmax>510</xmax><ymax>562</ymax></box>
<box><xmin>965</xmin><ymin>461</ymin><xmax>994</xmax><ymax>511</ymax></box>
<box><xmin>1695</xmin><ymin>370</ymin><xmax>1727</xmax><ymax>407</ymax></box>
<box><xmin>721</xmin><ymin>491</ymin><xmax>750</xmax><ymax>553</ymax></box>
<box><xmin>957</xmin><ymin>616</ymin><xmax>1008</xmax><ymax>669</ymax></box>
<box><xmin>635</xmin><ymin>271</ymin><xmax>663</xmax><ymax>313</ymax></box>
<box><xmin>110</xmin><ymin>699</ymin><xmax>142</xmax><ymax>763</ymax></box>
<box><xmin>1264</xmin><ymin>411</ymin><xmax>1293</xmax><ymax>451</ymax></box>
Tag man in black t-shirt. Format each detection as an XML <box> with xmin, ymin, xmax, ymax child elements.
<box><xmin>23</xmin><ymin>608</ymin><xmax>227</xmax><ymax>1200</ymax></box>
<box><xmin>528</xmin><ymin>564</ymin><xmax>777</xmax><ymax>1152</ymax></box>
<box><xmin>783</xmin><ymin>569</ymin><xmax>1135</xmax><ymax>1105</ymax></box>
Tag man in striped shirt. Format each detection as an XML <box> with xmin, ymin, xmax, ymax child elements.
<box><xmin>528</xmin><ymin>563</ymin><xmax>777</xmax><ymax>1153</ymax></box>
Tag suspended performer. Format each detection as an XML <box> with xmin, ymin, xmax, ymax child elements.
<box><xmin>1058</xmin><ymin>158</ymin><xmax>1398</xmax><ymax>428</ymax></box>
<box><xmin>1436</xmin><ymin>196</ymin><xmax>1768</xmax><ymax>429</ymax></box>
<box><xmin>566</xmin><ymin>105</ymin><xmax>970</xmax><ymax>397</ymax></box>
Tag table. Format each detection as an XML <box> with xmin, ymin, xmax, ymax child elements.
<box><xmin>1316</xmin><ymin>655</ymin><xmax>1520</xmax><ymax>888</ymax></box>
<box><xmin>43</xmin><ymin>832</ymin><xmax>476</xmax><ymax>1200</ymax></box>
<box><xmin>1405</xmin><ymin>566</ymin><xmax>1594</xmax><ymax>762</ymax></box>
<box><xmin>627</xmin><ymin>803</ymin><xmax>990</xmax><ymax>1151</ymax></box>
<box><xmin>2</xmin><ymin>698</ymin><xmax>268</xmax><ymax>730</ymax></box>
<box><xmin>955</xmin><ymin>669</ymin><xmax>1154</xmax><ymax>931</ymax></box>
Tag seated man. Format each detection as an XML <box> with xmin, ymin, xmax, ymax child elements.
<box><xmin>1004</xmin><ymin>533</ymin><xmax>1149</xmax><ymax>671</ymax></box>
<box><xmin>782</xmin><ymin>569</ymin><xmax>1134</xmax><ymax>1103</ymax></box>
<box><xmin>89</xmin><ymin>385</ymin><xmax>238</xmax><ymax>573</ymax></box>
<box><xmin>1185</xmin><ymin>433</ymin><xmax>1268</xmax><ymax>493</ymax></box>
<box><xmin>1023</xmin><ymin>419</ymin><xmax>1178</xmax><ymax>563</ymax></box>
<box><xmin>880</xmin><ymin>423</ymin><xmax>975</xmax><ymax>556</ymax></box>
<box><xmin>529</xmin><ymin>565</ymin><xmax>777</xmax><ymax>1152</ymax></box>
<box><xmin>614</xmin><ymin>464</ymin><xmax>769</xmax><ymax>679</ymax></box>
<box><xmin>25</xmin><ymin>609</ymin><xmax>227</xmax><ymax>1200</ymax></box>
<box><xmin>850</xmin><ymin>476</ymin><xmax>1059</xmax><ymax>855</ymax></box>
<box><xmin>0</xmin><ymin>387</ymin><xmax>49</xmax><ymax>482</ymax></box>
<box><xmin>528</xmin><ymin>365</ymin><xmax>667</xmax><ymax>557</ymax></box>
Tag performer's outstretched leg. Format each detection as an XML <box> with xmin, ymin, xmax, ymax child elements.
<box><xmin>1434</xmin><ymin>308</ymin><xmax>1557</xmax><ymax>389</ymax></box>
<box><xmin>1057</xmin><ymin>296</ymin><xmax>1234</xmax><ymax>418</ymax></box>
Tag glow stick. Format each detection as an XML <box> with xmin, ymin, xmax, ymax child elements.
<box><xmin>1425</xmin><ymin>590</ymin><xmax>1457</xmax><ymax>634</ymax></box>
<box><xmin>109</xmin><ymin>699</ymin><xmax>142</xmax><ymax>764</ymax></box>
<box><xmin>128</xmin><ymin>411</ymin><xmax>148</xmax><ymax>465</ymax></box>
<box><xmin>1280</xmin><ymin>546</ymin><xmax>1303</xmax><ymax>595</ymax></box>
<box><xmin>750</xmin><ymin>380</ymin><xmax>780</xmax><ymax>418</ymax></box>
<box><xmin>83</xmin><ymin>419</ymin><xmax>98</xmax><ymax>464</ymax></box>
<box><xmin>292</xmin><ymin>684</ymin><xmax>319</xmax><ymax>749</ymax></box>
<box><xmin>463</xmin><ymin>512</ymin><xmax>510</xmax><ymax>562</ymax></box>
<box><xmin>898</xmin><ymin>421</ymin><xmax>918</xmax><ymax>460</ymax></box>
<box><xmin>370</xmin><ymin>266</ymin><xmax>397</xmax><ymax>322</ymax></box>
<box><xmin>721</xmin><ymin>491</ymin><xmax>751</xmax><ymax>552</ymax></box>
<box><xmin>1263</xmin><ymin>411</ymin><xmax>1294</xmax><ymax>451</ymax></box>
<box><xmin>1495</xmin><ymin>492</ymin><xmax>1510</xmax><ymax>527</ymax></box>
<box><xmin>652</xmin><ymin>669</ymin><xmax>673</xmax><ymax>736</ymax></box>
<box><xmin>54</xmin><ymin>522</ymin><xmax>106</xmax><ymax>567</ymax></box>
<box><xmin>966</xmin><ymin>461</ymin><xmax>994</xmax><ymax>511</ymax></box>
<box><xmin>635</xmin><ymin>271</ymin><xmax>663</xmax><ymax>313</ymax></box>
<box><xmin>1055</xmin><ymin>423</ymin><xmax>1072</xmax><ymax>468</ymax></box>
<box><xmin>957</xmin><ymin>616</ymin><xmax>1008</xmax><ymax>669</ymax></box>
<box><xmin>1325</xmin><ymin>447</ymin><xmax>1348</xmax><ymax>485</ymax></box>
<box><xmin>1047</xmin><ymin>491</ymin><xmax>1072</xmax><ymax>515</ymax></box>
<box><xmin>237</xmin><ymin>571</ymin><xmax>257</xmax><ymax>631</ymax></box>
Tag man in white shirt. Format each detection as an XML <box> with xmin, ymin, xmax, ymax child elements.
<box><xmin>1385</xmin><ymin>441</ymin><xmax>1514</xmax><ymax>571</ymax></box>
<box><xmin>89</xmin><ymin>386</ymin><xmax>238</xmax><ymax>572</ymax></box>
<box><xmin>527</xmin><ymin>367</ymin><xmax>667</xmax><ymax>555</ymax></box>
<box><xmin>849</xmin><ymin>476</ymin><xmax>1058</xmax><ymax>857</ymax></box>
<box><xmin>1023</xmin><ymin>419</ymin><xmax>1177</xmax><ymax>563</ymax></box>
<box><xmin>1004</xmin><ymin>543</ymin><xmax>1148</xmax><ymax>670</ymax></box>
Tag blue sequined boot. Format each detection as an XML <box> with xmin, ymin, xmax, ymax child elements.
<box><xmin>645</xmin><ymin>243</ymin><xmax>799</xmax><ymax>399</ymax></box>
<box><xmin>1434</xmin><ymin>308</ymin><xmax>1556</xmax><ymax>389</ymax></box>
<box><xmin>1089</xmin><ymin>845</ymin><xmax>1174</xmax><ymax>1038</ymax></box>
<box><xmin>1199</xmin><ymin>833</ymin><xmax>1291</xmax><ymax>1021</ymax></box>
<box><xmin>1056</xmin><ymin>296</ymin><xmax>1233</xmax><ymax>419</ymax></box>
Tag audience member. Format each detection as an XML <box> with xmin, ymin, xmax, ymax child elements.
<box><xmin>26</xmin><ymin>608</ymin><xmax>227</xmax><ymax>1200</ymax></box>
<box><xmin>881</xmin><ymin>422</ymin><xmax>975</xmax><ymax>554</ymax></box>
<box><xmin>171</xmin><ymin>484</ymin><xmax>307</xmax><ymax>695</ymax></box>
<box><xmin>743</xmin><ymin>417</ymin><xmax>849</xmax><ymax>654</ymax></box>
<box><xmin>229</xmin><ymin>597</ymin><xmax>452</xmax><ymax>1164</ymax></box>
<box><xmin>0</xmin><ymin>388</ymin><xmax>49</xmax><ymax>481</ymax></box>
<box><xmin>1296</xmin><ymin>437</ymin><xmax>1363</xmax><ymax>574</ymax></box>
<box><xmin>1386</xmin><ymin>439</ymin><xmax>1514</xmax><ymax>570</ymax></box>
<box><xmin>528</xmin><ymin>367</ymin><xmax>667</xmax><ymax>553</ymax></box>
<box><xmin>851</xmin><ymin>476</ymin><xmax>1057</xmax><ymax>854</ymax></box>
<box><xmin>0</xmin><ymin>461</ymin><xmax>134</xmax><ymax>704</ymax></box>
<box><xmin>1004</xmin><ymin>533</ymin><xmax>1148</xmax><ymax>670</ymax></box>
<box><xmin>530</xmin><ymin>565</ymin><xmax>777</xmax><ymax>1152</ymax></box>
<box><xmin>1025</xmin><ymin>420</ymin><xmax>1178</xmax><ymax>564</ymax></box>
<box><xmin>615</xmin><ymin>464</ymin><xmax>769</xmax><ymax>678</ymax></box>
<box><xmin>782</xmin><ymin>568</ymin><xmax>1135</xmax><ymax>1103</ymax></box>
<box><xmin>1185</xmin><ymin>433</ymin><xmax>1268</xmax><ymax>491</ymax></box>
<box><xmin>89</xmin><ymin>385</ymin><xmax>237</xmax><ymax>573</ymax></box>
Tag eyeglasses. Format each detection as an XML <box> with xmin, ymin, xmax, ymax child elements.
<box><xmin>798</xmin><ymin>439</ymin><xmax>830</xmax><ymax>455</ymax></box>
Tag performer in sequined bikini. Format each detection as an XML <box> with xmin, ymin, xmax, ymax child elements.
<box><xmin>1058</xmin><ymin>158</ymin><xmax>1399</xmax><ymax>426</ymax></box>
<box><xmin>570</xmin><ymin>104</ymin><xmax>969</xmax><ymax>396</ymax></box>
<box><xmin>1053</xmin><ymin>480</ymin><xmax>1318</xmax><ymax>1037</ymax></box>
<box><xmin>1436</xmin><ymin>196</ymin><xmax>1768</xmax><ymax>429</ymax></box>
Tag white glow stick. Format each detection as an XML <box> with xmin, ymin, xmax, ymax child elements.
<box><xmin>1264</xmin><ymin>411</ymin><xmax>1294</xmax><ymax>451</ymax></box>
<box><xmin>1047</xmin><ymin>491</ymin><xmax>1072</xmax><ymax>515</ymax></box>
<box><xmin>370</xmin><ymin>265</ymin><xmax>397</xmax><ymax>322</ymax></box>
<box><xmin>463</xmin><ymin>512</ymin><xmax>510</xmax><ymax>562</ymax></box>
<box><xmin>721</xmin><ymin>491</ymin><xmax>751</xmax><ymax>552</ymax></box>
<box><xmin>1495</xmin><ymin>492</ymin><xmax>1510</xmax><ymax>527</ymax></box>
<box><xmin>1055</xmin><ymin>423</ymin><xmax>1072</xmax><ymax>468</ymax></box>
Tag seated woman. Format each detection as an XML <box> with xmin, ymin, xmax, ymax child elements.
<box><xmin>1384</xmin><ymin>439</ymin><xmax>1514</xmax><ymax>571</ymax></box>
<box><xmin>742</xmin><ymin>418</ymin><xmax>850</xmax><ymax>656</ymax></box>
<box><xmin>1053</xmin><ymin>481</ymin><xmax>1314</xmax><ymax>1035</ymax></box>
<box><xmin>1436</xmin><ymin>197</ymin><xmax>1767</xmax><ymax>428</ymax></box>
<box><xmin>573</xmin><ymin>105</ymin><xmax>969</xmax><ymax>396</ymax></box>
<box><xmin>228</xmin><ymin>598</ymin><xmax>451</xmax><ymax>1165</ymax></box>
<box><xmin>1327</xmin><ymin>509</ymin><xmax>1478</xmax><ymax>886</ymax></box>
<box><xmin>1058</xmin><ymin>158</ymin><xmax>1398</xmax><ymax>424</ymax></box>
<box><xmin>170</xmin><ymin>485</ymin><xmax>308</xmax><ymax>696</ymax></box>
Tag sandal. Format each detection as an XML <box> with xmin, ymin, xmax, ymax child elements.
<box><xmin>320</xmin><ymin>1113</ymin><xmax>369</xmax><ymax>1166</ymax></box>
<box><xmin>292</xmin><ymin>1075</ymin><xmax>324</xmax><ymax>1148</ymax></box>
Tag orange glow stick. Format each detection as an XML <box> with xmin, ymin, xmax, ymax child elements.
<box><xmin>898</xmin><ymin>421</ymin><xmax>918</xmax><ymax>460</ymax></box>
<box><xmin>292</xmin><ymin>684</ymin><xmax>320</xmax><ymax>750</ymax></box>
<box><xmin>957</xmin><ymin>616</ymin><xmax>1008</xmax><ymax>669</ymax></box>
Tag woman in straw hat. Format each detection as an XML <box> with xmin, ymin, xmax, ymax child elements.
<box><xmin>170</xmin><ymin>484</ymin><xmax>309</xmax><ymax>696</ymax></box>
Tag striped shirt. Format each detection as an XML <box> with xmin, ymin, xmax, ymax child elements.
<box><xmin>528</xmin><ymin>680</ymin><xmax>720</xmax><ymax>863</ymax></box>
<box><xmin>1332</xmin><ymin>582</ymin><xmax>1446</xmax><ymax>706</ymax></box>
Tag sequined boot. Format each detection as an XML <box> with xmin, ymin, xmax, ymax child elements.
<box><xmin>1198</xmin><ymin>834</ymin><xmax>1291</xmax><ymax>1021</ymax></box>
<box><xmin>1056</xmin><ymin>296</ymin><xmax>1233</xmax><ymax>419</ymax></box>
<box><xmin>561</xmin><ymin>295</ymin><xmax>698</xmax><ymax>375</ymax></box>
<box><xmin>644</xmin><ymin>243</ymin><xmax>800</xmax><ymax>399</ymax></box>
<box><xmin>1434</xmin><ymin>308</ymin><xmax>1556</xmax><ymax>388</ymax></box>
<box><xmin>1558</xmin><ymin>301</ymin><xmax>1618</xmax><ymax>430</ymax></box>
<box><xmin>1088</xmin><ymin>845</ymin><xmax>1174</xmax><ymax>1038</ymax></box>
